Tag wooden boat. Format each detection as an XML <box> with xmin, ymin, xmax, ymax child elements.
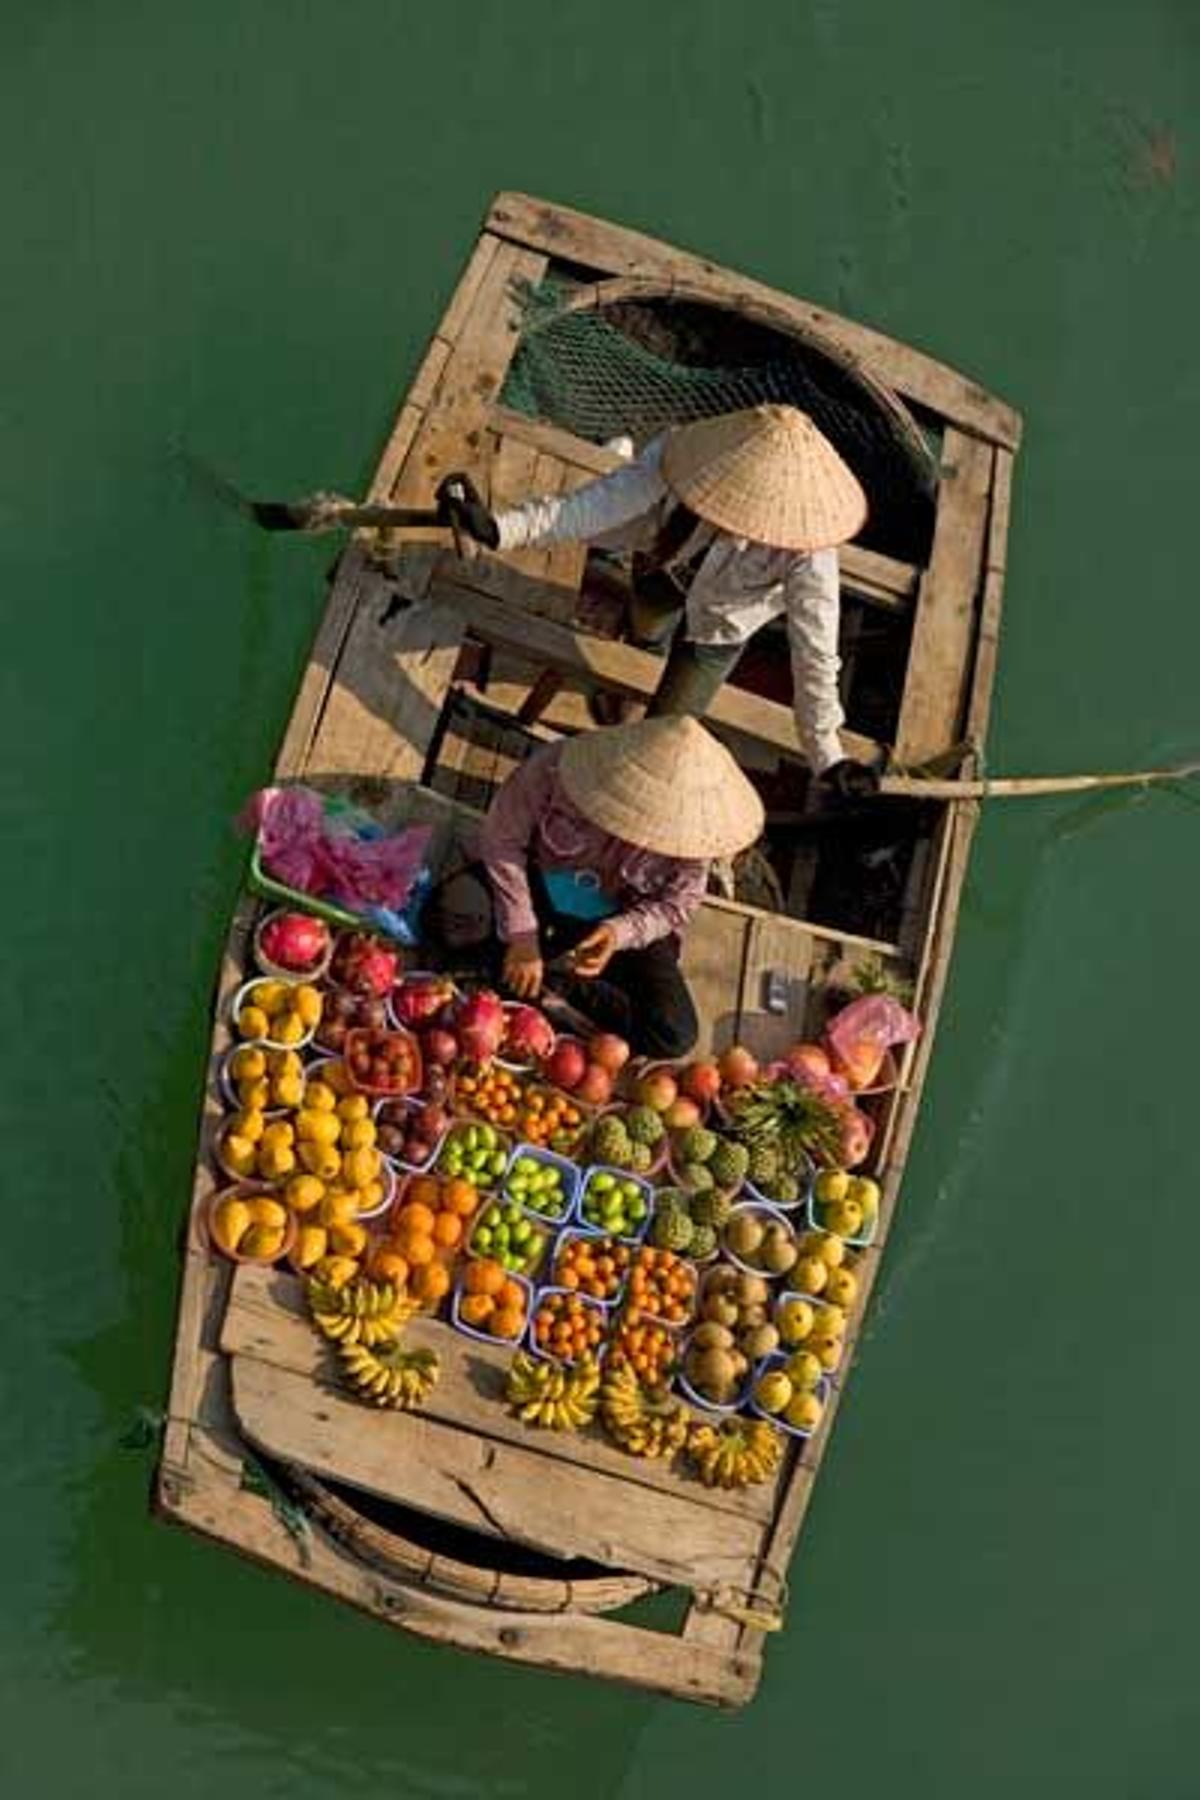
<box><xmin>157</xmin><ymin>193</ymin><xmax>1020</xmax><ymax>1707</ymax></box>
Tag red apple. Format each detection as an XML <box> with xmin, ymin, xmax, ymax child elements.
<box><xmin>680</xmin><ymin>1058</ymin><xmax>722</xmax><ymax>1104</ymax></box>
<box><xmin>422</xmin><ymin>1027</ymin><xmax>459</xmax><ymax>1068</ymax></box>
<box><xmin>635</xmin><ymin>1069</ymin><xmax>678</xmax><ymax>1113</ymax></box>
<box><xmin>587</xmin><ymin>1032</ymin><xmax>631</xmax><ymax>1076</ymax></box>
<box><xmin>718</xmin><ymin>1044</ymin><xmax>759</xmax><ymax>1089</ymax></box>
<box><xmin>663</xmin><ymin>1095</ymin><xmax>701</xmax><ymax>1130</ymax></box>
<box><xmin>545</xmin><ymin>1038</ymin><xmax>587</xmax><ymax>1092</ymax></box>
<box><xmin>576</xmin><ymin>1063</ymin><xmax>614</xmax><ymax>1106</ymax></box>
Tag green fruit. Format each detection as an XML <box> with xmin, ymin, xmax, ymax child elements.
<box><xmin>650</xmin><ymin>1207</ymin><xmax>694</xmax><ymax>1252</ymax></box>
<box><xmin>688</xmin><ymin>1222</ymin><xmax>718</xmax><ymax>1259</ymax></box>
<box><xmin>690</xmin><ymin>1188</ymin><xmax>733</xmax><ymax>1230</ymax></box>
<box><xmin>708</xmin><ymin>1140</ymin><xmax>749</xmax><ymax>1190</ymax></box>
<box><xmin>679</xmin><ymin>1161</ymin><xmax>714</xmax><ymax>1193</ymax></box>
<box><xmin>678</xmin><ymin>1126</ymin><xmax>717</xmax><ymax>1164</ymax></box>
<box><xmin>625</xmin><ymin>1105</ymin><xmax>666</xmax><ymax>1147</ymax></box>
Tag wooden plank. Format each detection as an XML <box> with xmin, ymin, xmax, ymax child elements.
<box><xmin>488</xmin><ymin>403</ymin><xmax>919</xmax><ymax>611</ymax></box>
<box><xmin>965</xmin><ymin>447</ymin><xmax>1014</xmax><ymax>748</ymax></box>
<box><xmin>737</xmin><ymin>915</ymin><xmax>817</xmax><ymax>1061</ymax></box>
<box><xmin>894</xmin><ymin>432</ymin><xmax>994</xmax><ymax>763</ymax></box>
<box><xmin>439</xmin><ymin>231</ymin><xmax>504</xmax><ymax>347</ymax></box>
<box><xmin>221</xmin><ymin>1262</ymin><xmax>778</xmax><ymax>1525</ymax></box>
<box><xmin>273</xmin><ymin>547</ymin><xmax>377</xmax><ymax>779</ymax></box>
<box><xmin>158</xmin><ymin>1419</ymin><xmax>757</xmax><ymax>1707</ymax></box>
<box><xmin>486</xmin><ymin>194</ymin><xmax>1022</xmax><ymax>449</ymax></box>
<box><xmin>435</xmin><ymin>572</ymin><xmax>882</xmax><ymax>767</ymax></box>
<box><xmin>231</xmin><ymin>1356</ymin><xmax>764</xmax><ymax>1591</ymax></box>
<box><xmin>678</xmin><ymin>906</ymin><xmax>750</xmax><ymax>1055</ymax></box>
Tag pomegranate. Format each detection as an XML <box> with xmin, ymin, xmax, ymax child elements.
<box><xmin>680</xmin><ymin>1058</ymin><xmax>722</xmax><ymax>1105</ymax></box>
<box><xmin>587</xmin><ymin>1032</ymin><xmax>631</xmax><ymax>1076</ymax></box>
<box><xmin>545</xmin><ymin>1038</ymin><xmax>587</xmax><ymax>1092</ymax></box>
<box><xmin>576</xmin><ymin>1063</ymin><xmax>614</xmax><ymax>1106</ymax></box>
<box><xmin>635</xmin><ymin>1069</ymin><xmax>678</xmax><ymax>1113</ymax></box>
<box><xmin>663</xmin><ymin>1095</ymin><xmax>702</xmax><ymax>1131</ymax></box>
<box><xmin>717</xmin><ymin>1044</ymin><xmax>759</xmax><ymax>1089</ymax></box>
<box><xmin>786</xmin><ymin>1043</ymin><xmax>832</xmax><ymax>1086</ymax></box>
<box><xmin>454</xmin><ymin>990</ymin><xmax>506</xmax><ymax>1062</ymax></box>
<box><xmin>259</xmin><ymin>911</ymin><xmax>329</xmax><ymax>973</ymax></box>
<box><xmin>502</xmin><ymin>1004</ymin><xmax>555</xmax><ymax>1063</ymax></box>
<box><xmin>393</xmin><ymin>974</ymin><xmax>456</xmax><ymax>1028</ymax></box>
<box><xmin>332</xmin><ymin>931</ymin><xmax>398</xmax><ymax>997</ymax></box>
<box><xmin>838</xmin><ymin>1107</ymin><xmax>875</xmax><ymax>1169</ymax></box>
<box><xmin>421</xmin><ymin>1027</ymin><xmax>459</xmax><ymax>1069</ymax></box>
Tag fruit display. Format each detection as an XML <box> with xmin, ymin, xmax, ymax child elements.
<box><xmin>224</xmin><ymin>1043</ymin><xmax>307</xmax><ymax>1113</ymax></box>
<box><xmin>503</xmin><ymin>1150</ymin><xmax>575</xmax><ymax>1222</ymax></box>
<box><xmin>499</xmin><ymin>1003</ymin><xmax>555</xmax><ymax>1065</ymax></box>
<box><xmin>607</xmin><ymin>1312</ymin><xmax>683</xmax><ymax>1385</ymax></box>
<box><xmin>506</xmin><ymin>1351</ymin><xmax>601</xmax><ymax>1428</ymax></box>
<box><xmin>530</xmin><ymin>1289</ymin><xmax>607</xmax><ymax>1363</ymax></box>
<box><xmin>391</xmin><ymin>971</ymin><xmax>456</xmax><ymax>1029</ymax></box>
<box><xmin>208</xmin><ymin>1189</ymin><xmax>296</xmax><ymax>1263</ymax></box>
<box><xmin>316</xmin><ymin>985</ymin><xmax>391</xmax><ymax>1053</ymax></box>
<box><xmin>330</xmin><ymin>930</ymin><xmax>398</xmax><ymax>997</ymax></box>
<box><xmin>337</xmin><ymin>1340</ymin><xmax>440</xmax><ymax>1409</ymax></box>
<box><xmin>810</xmin><ymin>1168</ymin><xmax>880</xmax><ymax>1244</ymax></box>
<box><xmin>668</xmin><ymin>1124</ymin><xmax>750</xmax><ymax>1197</ymax></box>
<box><xmin>553</xmin><ymin>1231</ymin><xmax>632</xmax><ymax>1302</ymax></box>
<box><xmin>680</xmin><ymin>1327</ymin><xmax>752</xmax><ymax>1409</ymax></box>
<box><xmin>578</xmin><ymin>1168</ymin><xmax>650</xmax><ymax>1238</ymax></box>
<box><xmin>233</xmin><ymin>977</ymin><xmax>322</xmax><ymax>1048</ymax></box>
<box><xmin>374</xmin><ymin>1097</ymin><xmax>451</xmax><ymax>1169</ymax></box>
<box><xmin>216</xmin><ymin>1077</ymin><xmax>390</xmax><ymax>1214</ymax></box>
<box><xmin>383</xmin><ymin>1173</ymin><xmax>481</xmax><ymax>1306</ymax></box>
<box><xmin>306</xmin><ymin>1275</ymin><xmax>419</xmax><ymax>1346</ymax></box>
<box><xmin>599</xmin><ymin>1360</ymin><xmax>692</xmax><ymax>1461</ymax></box>
<box><xmin>722</xmin><ymin>1203</ymin><xmax>799</xmax><ymax>1279</ymax></box>
<box><xmin>452</xmin><ymin>989</ymin><xmax>507</xmax><ymax>1063</ymax></box>
<box><xmin>454</xmin><ymin>1260</ymin><xmax>531</xmax><ymax>1341</ymax></box>
<box><xmin>456</xmin><ymin>1067</ymin><xmax>586</xmax><ymax>1152</ymax></box>
<box><xmin>255</xmin><ymin>910</ymin><xmax>332</xmax><ymax>977</ymax></box>
<box><xmin>686</xmin><ymin>1416</ymin><xmax>784</xmax><ymax>1488</ymax></box>
<box><xmin>539</xmin><ymin>1031</ymin><xmax>630</xmax><ymax>1105</ymax></box>
<box><xmin>437</xmin><ymin>1121</ymin><xmax>509</xmax><ymax>1187</ymax></box>
<box><xmin>468</xmin><ymin>1198</ymin><xmax>550</xmax><ymax>1276</ymax></box>
<box><xmin>452</xmin><ymin>1061</ymin><xmax>523</xmax><ymax>1125</ymax></box>
<box><xmin>751</xmin><ymin>1354</ymin><xmax>828</xmax><ymax>1436</ymax></box>
<box><xmin>344</xmin><ymin>1026</ymin><xmax>421</xmax><ymax>1095</ymax></box>
<box><xmin>723</xmin><ymin>1077</ymin><xmax>838</xmax><ymax>1203</ymax></box>
<box><xmin>586</xmin><ymin>1108</ymin><xmax>662</xmax><ymax>1176</ymax></box>
<box><xmin>625</xmin><ymin>1245</ymin><xmax>696</xmax><ymax>1324</ymax></box>
<box><xmin>781</xmin><ymin>1228</ymin><xmax>859</xmax><ymax>1307</ymax></box>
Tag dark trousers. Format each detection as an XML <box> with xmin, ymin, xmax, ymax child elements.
<box><xmin>629</xmin><ymin>578</ymin><xmax>745</xmax><ymax>720</ymax></box>
<box><xmin>531</xmin><ymin>887</ymin><xmax>699</xmax><ymax>1061</ymax></box>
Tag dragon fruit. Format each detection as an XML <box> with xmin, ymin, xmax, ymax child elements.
<box><xmin>330</xmin><ymin>931</ymin><xmax>397</xmax><ymax>997</ymax></box>
<box><xmin>258</xmin><ymin>911</ymin><xmax>329</xmax><ymax>973</ymax></box>
<box><xmin>393</xmin><ymin>973</ymin><xmax>456</xmax><ymax>1028</ymax></box>
<box><xmin>454</xmin><ymin>989</ymin><xmax>506</xmax><ymax>1062</ymax></box>
<box><xmin>501</xmin><ymin>1004</ymin><xmax>555</xmax><ymax>1063</ymax></box>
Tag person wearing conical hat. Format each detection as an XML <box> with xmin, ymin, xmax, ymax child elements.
<box><xmin>446</xmin><ymin>404</ymin><xmax>878</xmax><ymax>800</ymax></box>
<box><xmin>465</xmin><ymin>715</ymin><xmax>764</xmax><ymax>1058</ymax></box>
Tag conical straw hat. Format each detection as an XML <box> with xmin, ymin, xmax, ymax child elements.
<box><xmin>558</xmin><ymin>716</ymin><xmax>765</xmax><ymax>860</ymax></box>
<box><xmin>661</xmin><ymin>403</ymin><xmax>867</xmax><ymax>551</ymax></box>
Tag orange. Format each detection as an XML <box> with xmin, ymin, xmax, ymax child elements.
<box><xmin>413</xmin><ymin>1261</ymin><xmax>450</xmax><ymax>1303</ymax></box>
<box><xmin>396</xmin><ymin>1199</ymin><xmax>436</xmax><ymax>1235</ymax></box>
<box><xmin>490</xmin><ymin>1306</ymin><xmax>525</xmax><ymax>1340</ymax></box>
<box><xmin>432</xmin><ymin>1213</ymin><xmax>462</xmax><ymax>1250</ymax></box>
<box><xmin>460</xmin><ymin>1293</ymin><xmax>494</xmax><ymax>1326</ymax></box>
<box><xmin>368</xmin><ymin>1247</ymin><xmax>410</xmax><ymax>1286</ymax></box>
<box><xmin>464</xmin><ymin>1258</ymin><xmax>505</xmax><ymax>1297</ymax></box>
<box><xmin>397</xmin><ymin>1231</ymin><xmax>435</xmax><ymax>1268</ymax></box>
<box><xmin>443</xmin><ymin>1178</ymin><xmax>478</xmax><ymax>1218</ymax></box>
<box><xmin>497</xmin><ymin>1278</ymin><xmax>526</xmax><ymax>1312</ymax></box>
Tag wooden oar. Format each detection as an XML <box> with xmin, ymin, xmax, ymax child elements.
<box><xmin>879</xmin><ymin>760</ymin><xmax>1200</xmax><ymax>801</ymax></box>
<box><xmin>174</xmin><ymin>452</ymin><xmax>453</xmax><ymax>534</ymax></box>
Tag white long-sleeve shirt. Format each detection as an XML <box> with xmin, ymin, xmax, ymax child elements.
<box><xmin>494</xmin><ymin>435</ymin><xmax>847</xmax><ymax>773</ymax></box>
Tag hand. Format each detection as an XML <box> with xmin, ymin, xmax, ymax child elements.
<box><xmin>436</xmin><ymin>471</ymin><xmax>499</xmax><ymax>549</ymax></box>
<box><xmin>569</xmin><ymin>925</ymin><xmax>617</xmax><ymax>980</ymax></box>
<box><xmin>502</xmin><ymin>937</ymin><xmax>544</xmax><ymax>999</ymax></box>
<box><xmin>821</xmin><ymin>759</ymin><xmax>882</xmax><ymax>804</ymax></box>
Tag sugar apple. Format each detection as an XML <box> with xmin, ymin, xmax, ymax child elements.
<box><xmin>592</xmin><ymin>1115</ymin><xmax>631</xmax><ymax>1164</ymax></box>
<box><xmin>677</xmin><ymin>1125</ymin><xmax>717</xmax><ymax>1165</ymax></box>
<box><xmin>628</xmin><ymin>1140</ymin><xmax>655</xmax><ymax>1174</ymax></box>
<box><xmin>690</xmin><ymin>1187</ymin><xmax>733</xmax><ymax>1230</ymax></box>
<box><xmin>708</xmin><ymin>1140</ymin><xmax>750</xmax><ymax>1191</ymax></box>
<box><xmin>650</xmin><ymin>1206</ymin><xmax>694</xmax><ymax>1252</ymax></box>
<box><xmin>625</xmin><ymin>1105</ymin><xmax>666</xmax><ymax>1147</ymax></box>
<box><xmin>688</xmin><ymin>1222</ymin><xmax>718</xmax><ymax>1260</ymax></box>
<box><xmin>679</xmin><ymin>1161</ymin><xmax>715</xmax><ymax>1193</ymax></box>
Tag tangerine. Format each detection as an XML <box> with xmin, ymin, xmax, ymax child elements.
<box><xmin>397</xmin><ymin>1231</ymin><xmax>436</xmax><ymax>1268</ymax></box>
<box><xmin>490</xmin><ymin>1306</ymin><xmax>525</xmax><ymax>1340</ymax></box>
<box><xmin>432</xmin><ymin>1213</ymin><xmax>462</xmax><ymax>1250</ymax></box>
<box><xmin>464</xmin><ymin>1259</ymin><xmax>505</xmax><ymax>1297</ymax></box>
<box><xmin>368</xmin><ymin>1247</ymin><xmax>410</xmax><ymax>1286</ymax></box>
<box><xmin>406</xmin><ymin>1176</ymin><xmax>441</xmax><ymax>1209</ymax></box>
<box><xmin>497</xmin><ymin>1278</ymin><xmax>526</xmax><ymax>1312</ymax></box>
<box><xmin>443</xmin><ymin>1178</ymin><xmax>478</xmax><ymax>1217</ymax></box>
<box><xmin>460</xmin><ymin>1293</ymin><xmax>494</xmax><ymax>1326</ymax></box>
<box><xmin>396</xmin><ymin>1200</ymin><xmax>436</xmax><ymax>1235</ymax></box>
<box><xmin>413</xmin><ymin>1261</ymin><xmax>450</xmax><ymax>1303</ymax></box>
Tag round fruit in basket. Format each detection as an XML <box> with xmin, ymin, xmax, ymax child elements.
<box><xmin>469</xmin><ymin>1200</ymin><xmax>547</xmax><ymax>1276</ymax></box>
<box><xmin>330</xmin><ymin>931</ymin><xmax>398</xmax><ymax>997</ymax></box>
<box><xmin>209</xmin><ymin>1191</ymin><xmax>293</xmax><ymax>1263</ymax></box>
<box><xmin>553</xmin><ymin>1233</ymin><xmax>630</xmax><ymax>1303</ymax></box>
<box><xmin>257</xmin><ymin>910</ymin><xmax>331</xmax><ymax>976</ymax></box>
<box><xmin>438</xmin><ymin>1122</ymin><xmax>508</xmax><ymax>1187</ymax></box>
<box><xmin>626</xmin><ymin>1246</ymin><xmax>695</xmax><ymax>1324</ymax></box>
<box><xmin>457</xmin><ymin>1259</ymin><xmax>529</xmax><ymax>1341</ymax></box>
<box><xmin>504</xmin><ymin>1153</ymin><xmax>571</xmax><ymax>1220</ymax></box>
<box><xmin>609</xmin><ymin>1313</ymin><xmax>681</xmax><ymax>1384</ymax></box>
<box><xmin>532</xmin><ymin>1290</ymin><xmax>606</xmax><ymax>1362</ymax></box>
<box><xmin>345</xmin><ymin>1027</ymin><xmax>420</xmax><ymax>1094</ymax></box>
<box><xmin>579</xmin><ymin>1169</ymin><xmax>649</xmax><ymax>1238</ymax></box>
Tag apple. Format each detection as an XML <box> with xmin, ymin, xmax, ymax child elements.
<box><xmin>663</xmin><ymin>1096</ymin><xmax>702</xmax><ymax>1131</ymax></box>
<box><xmin>545</xmin><ymin>1038</ymin><xmax>587</xmax><ymax>1092</ymax></box>
<box><xmin>680</xmin><ymin>1059</ymin><xmax>721</xmax><ymax>1105</ymax></box>
<box><xmin>587</xmin><ymin>1032</ymin><xmax>630</xmax><ymax>1076</ymax></box>
<box><xmin>422</xmin><ymin>1027</ymin><xmax>459</xmax><ymax>1068</ymax></box>
<box><xmin>787</xmin><ymin>1043</ymin><xmax>832</xmax><ymax>1085</ymax></box>
<box><xmin>576</xmin><ymin>1063</ymin><xmax>614</xmax><ymax>1106</ymax></box>
<box><xmin>718</xmin><ymin>1044</ymin><xmax>759</xmax><ymax>1089</ymax></box>
<box><xmin>635</xmin><ymin>1069</ymin><xmax>678</xmax><ymax>1113</ymax></box>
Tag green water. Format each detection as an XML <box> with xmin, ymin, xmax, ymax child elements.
<box><xmin>4</xmin><ymin>3</ymin><xmax>1198</xmax><ymax>1794</ymax></box>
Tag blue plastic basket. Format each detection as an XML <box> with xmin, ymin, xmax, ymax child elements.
<box><xmin>502</xmin><ymin>1144</ymin><xmax>580</xmax><ymax>1226</ymax></box>
<box><xmin>575</xmin><ymin>1166</ymin><xmax>653</xmax><ymax>1243</ymax></box>
<box><xmin>450</xmin><ymin>1267</ymin><xmax>534</xmax><ymax>1348</ymax></box>
<box><xmin>747</xmin><ymin>1353</ymin><xmax>831</xmax><ymax>1439</ymax></box>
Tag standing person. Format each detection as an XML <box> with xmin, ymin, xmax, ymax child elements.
<box><xmin>442</xmin><ymin>404</ymin><xmax>878</xmax><ymax>799</ymax></box>
<box><xmin>446</xmin><ymin>715</ymin><xmax>764</xmax><ymax>1059</ymax></box>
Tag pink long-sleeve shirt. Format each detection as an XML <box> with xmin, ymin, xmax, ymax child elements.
<box><xmin>478</xmin><ymin>741</ymin><xmax>709</xmax><ymax>953</ymax></box>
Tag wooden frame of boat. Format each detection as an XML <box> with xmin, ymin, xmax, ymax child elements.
<box><xmin>157</xmin><ymin>193</ymin><xmax>1020</xmax><ymax>1708</ymax></box>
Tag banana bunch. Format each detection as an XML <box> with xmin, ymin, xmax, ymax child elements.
<box><xmin>686</xmin><ymin>1418</ymin><xmax>783</xmax><ymax>1489</ymax></box>
<box><xmin>306</xmin><ymin>1275</ymin><xmax>419</xmax><ymax>1348</ymax></box>
<box><xmin>599</xmin><ymin>1361</ymin><xmax>691</xmax><ymax>1461</ymax></box>
<box><xmin>337</xmin><ymin>1340</ymin><xmax>440</xmax><ymax>1409</ymax></box>
<box><xmin>505</xmin><ymin>1352</ymin><xmax>600</xmax><ymax>1430</ymax></box>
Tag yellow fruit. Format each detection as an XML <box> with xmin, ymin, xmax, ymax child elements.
<box><xmin>230</xmin><ymin>1046</ymin><xmax>267</xmax><ymax>1081</ymax></box>
<box><xmin>809</xmin><ymin>1331</ymin><xmax>842</xmax><ymax>1372</ymax></box>
<box><xmin>267</xmin><ymin>1048</ymin><xmax>304</xmax><ymax>1080</ymax></box>
<box><xmin>272</xmin><ymin>1073</ymin><xmax>305</xmax><ymax>1109</ymax></box>
<box><xmin>247</xmin><ymin>1196</ymin><xmax>289</xmax><ymax>1229</ymax></box>
<box><xmin>299</xmin><ymin>1142</ymin><xmax>341</xmax><ymax>1181</ymax></box>
<box><xmin>274</xmin><ymin>1012</ymin><xmax>305</xmax><ymax>1046</ymax></box>
<box><xmin>847</xmin><ymin>1177</ymin><xmax>880</xmax><ymax>1229</ymax></box>
<box><xmin>784</xmin><ymin>1389</ymin><xmax>824</xmax><ymax>1432</ymax></box>
<box><xmin>313</xmin><ymin>1254</ymin><xmax>359</xmax><ymax>1289</ymax></box>
<box><xmin>818</xmin><ymin>1303</ymin><xmax>848</xmax><ymax>1338</ymax></box>
<box><xmin>237</xmin><ymin>1077</ymin><xmax>272</xmax><ymax>1112</ymax></box>
<box><xmin>322</xmin><ymin>1061</ymin><xmax>354</xmax><ymax>1097</ymax></box>
<box><xmin>785</xmin><ymin>1349</ymin><xmax>823</xmax><ymax>1390</ymax></box>
<box><xmin>257</xmin><ymin>1142</ymin><xmax>296</xmax><ymax>1180</ymax></box>
<box><xmin>342</xmin><ymin>1146</ymin><xmax>380</xmax><ymax>1189</ymax></box>
<box><xmin>237</xmin><ymin>1005</ymin><xmax>270</xmax><ymax>1041</ymax></box>
<box><xmin>292</xmin><ymin>1224</ymin><xmax>328</xmax><ymax>1270</ymax></box>
<box><xmin>360</xmin><ymin>1177</ymin><xmax>385</xmax><ymax>1210</ymax></box>
<box><xmin>240</xmin><ymin>1224</ymin><xmax>287</xmax><ymax>1261</ymax></box>
<box><xmin>293</xmin><ymin>985</ymin><xmax>323</xmax><ymax>1028</ymax></box>
<box><xmin>259</xmin><ymin>1119</ymin><xmax>295</xmax><ymax>1149</ymax></box>
<box><xmin>793</xmin><ymin>1255</ymin><xmax>828</xmax><ymax>1296</ymax></box>
<box><xmin>221</xmin><ymin>1133</ymin><xmax>257</xmax><ymax>1178</ymax></box>
<box><xmin>231</xmin><ymin>1108</ymin><xmax>266</xmax><ymax>1144</ymax></box>
<box><xmin>335</xmin><ymin>1094</ymin><xmax>370</xmax><ymax>1123</ymax></box>
<box><xmin>823</xmin><ymin>1198</ymin><xmax>863</xmax><ymax>1238</ymax></box>
<box><xmin>754</xmin><ymin>1370</ymin><xmax>793</xmax><ymax>1415</ymax></box>
<box><xmin>813</xmin><ymin>1169</ymin><xmax>851</xmax><ymax>1205</ymax></box>
<box><xmin>296</xmin><ymin>1110</ymin><xmax>341</xmax><ymax>1146</ymax></box>
<box><xmin>340</xmin><ymin>1118</ymin><xmax>377</xmax><ymax>1152</ymax></box>
<box><xmin>329</xmin><ymin>1221</ymin><xmax>368</xmax><ymax>1259</ymax></box>
<box><xmin>304</xmin><ymin>1081</ymin><xmax>338</xmax><ymax>1114</ymax></box>
<box><xmin>251</xmin><ymin>980</ymin><xmax>290</xmax><ymax>1016</ymax></box>
<box><xmin>824</xmin><ymin>1265</ymin><xmax>858</xmax><ymax>1307</ymax></box>
<box><xmin>285</xmin><ymin>1174</ymin><xmax>326</xmax><ymax>1215</ymax></box>
<box><xmin>776</xmin><ymin>1297</ymin><xmax>815</xmax><ymax>1346</ymax></box>
<box><xmin>211</xmin><ymin>1198</ymin><xmax>251</xmax><ymax>1255</ymax></box>
<box><xmin>797</xmin><ymin>1229</ymin><xmax>845</xmax><ymax>1269</ymax></box>
<box><xmin>319</xmin><ymin>1190</ymin><xmax>361</xmax><ymax>1228</ymax></box>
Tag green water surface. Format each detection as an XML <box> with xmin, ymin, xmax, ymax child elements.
<box><xmin>3</xmin><ymin>3</ymin><xmax>1198</xmax><ymax>1795</ymax></box>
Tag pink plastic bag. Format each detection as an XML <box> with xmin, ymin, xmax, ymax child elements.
<box><xmin>825</xmin><ymin>996</ymin><xmax>920</xmax><ymax>1092</ymax></box>
<box><xmin>240</xmin><ymin>787</ymin><xmax>431</xmax><ymax>913</ymax></box>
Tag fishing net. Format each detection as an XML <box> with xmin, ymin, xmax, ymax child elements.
<box><xmin>501</xmin><ymin>281</ymin><xmax>937</xmax><ymax>561</ymax></box>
